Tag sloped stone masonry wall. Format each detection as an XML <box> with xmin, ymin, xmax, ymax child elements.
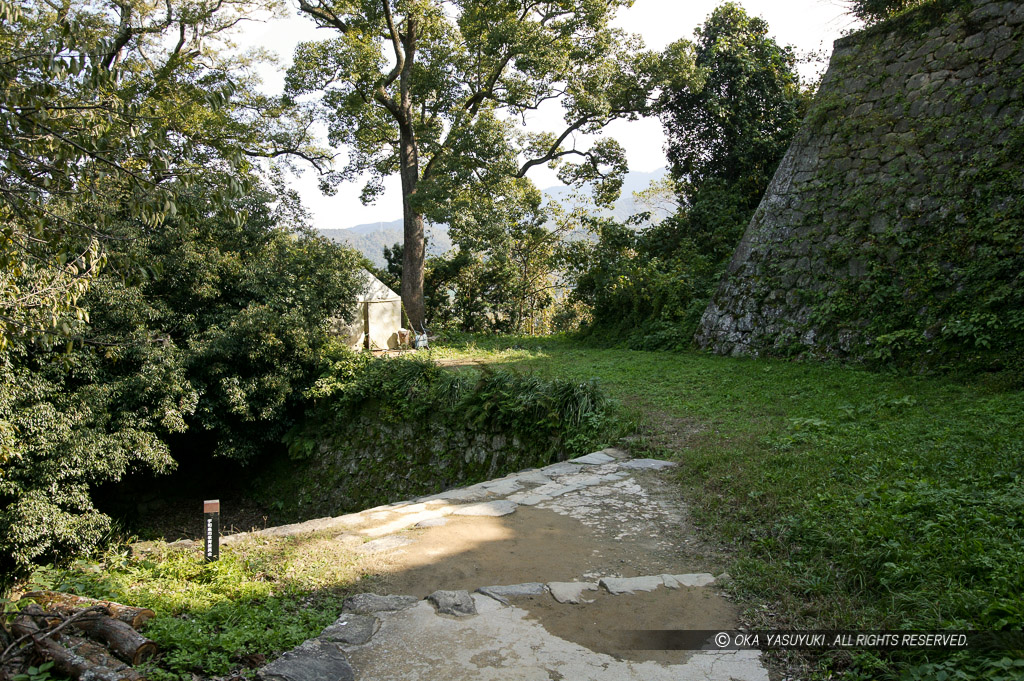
<box><xmin>259</xmin><ymin>414</ymin><xmax>567</xmax><ymax>521</ymax></box>
<box><xmin>696</xmin><ymin>0</ymin><xmax>1024</xmax><ymax>365</ymax></box>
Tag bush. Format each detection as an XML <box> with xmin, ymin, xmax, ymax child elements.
<box><xmin>0</xmin><ymin>183</ymin><xmax>363</xmax><ymax>591</ymax></box>
<box><xmin>849</xmin><ymin>0</ymin><xmax>929</xmax><ymax>23</ymax></box>
<box><xmin>271</xmin><ymin>354</ymin><xmax>615</xmax><ymax>516</ymax></box>
<box><xmin>305</xmin><ymin>353</ymin><xmax>609</xmax><ymax>451</ymax></box>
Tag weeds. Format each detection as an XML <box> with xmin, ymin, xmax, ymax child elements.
<box><xmin>24</xmin><ymin>533</ymin><xmax>367</xmax><ymax>680</ymax></box>
<box><xmin>433</xmin><ymin>335</ymin><xmax>1024</xmax><ymax>679</ymax></box>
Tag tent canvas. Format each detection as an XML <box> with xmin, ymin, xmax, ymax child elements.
<box><xmin>333</xmin><ymin>270</ymin><xmax>404</xmax><ymax>351</ymax></box>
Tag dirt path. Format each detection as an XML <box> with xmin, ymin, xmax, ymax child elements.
<box><xmin>244</xmin><ymin>450</ymin><xmax>769</xmax><ymax>681</ymax></box>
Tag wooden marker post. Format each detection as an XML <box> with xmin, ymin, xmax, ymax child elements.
<box><xmin>203</xmin><ymin>500</ymin><xmax>220</xmax><ymax>562</ymax></box>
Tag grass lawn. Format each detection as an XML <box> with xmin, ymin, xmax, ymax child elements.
<box><xmin>21</xmin><ymin>531</ymin><xmax>379</xmax><ymax>681</ymax></box>
<box><xmin>22</xmin><ymin>333</ymin><xmax>1022</xmax><ymax>680</ymax></box>
<box><xmin>430</xmin><ymin>334</ymin><xmax>1024</xmax><ymax>680</ymax></box>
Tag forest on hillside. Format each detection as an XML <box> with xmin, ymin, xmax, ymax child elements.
<box><xmin>1</xmin><ymin>0</ymin><xmax>1021</xmax><ymax>679</ymax></box>
<box><xmin>0</xmin><ymin>0</ymin><xmax>825</xmax><ymax>586</ymax></box>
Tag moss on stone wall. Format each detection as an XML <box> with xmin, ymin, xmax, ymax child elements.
<box><xmin>697</xmin><ymin>0</ymin><xmax>1024</xmax><ymax>375</ymax></box>
<box><xmin>257</xmin><ymin>356</ymin><xmax>611</xmax><ymax>519</ymax></box>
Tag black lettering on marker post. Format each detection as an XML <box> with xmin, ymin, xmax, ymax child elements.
<box><xmin>204</xmin><ymin>499</ymin><xmax>220</xmax><ymax>562</ymax></box>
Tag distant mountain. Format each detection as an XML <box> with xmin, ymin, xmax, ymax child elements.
<box><xmin>318</xmin><ymin>168</ymin><xmax>670</xmax><ymax>266</ymax></box>
<box><xmin>542</xmin><ymin>167</ymin><xmax>674</xmax><ymax>222</ymax></box>
<box><xmin>319</xmin><ymin>221</ymin><xmax>453</xmax><ymax>269</ymax></box>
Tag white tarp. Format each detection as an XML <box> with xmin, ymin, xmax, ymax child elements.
<box><xmin>333</xmin><ymin>270</ymin><xmax>404</xmax><ymax>351</ymax></box>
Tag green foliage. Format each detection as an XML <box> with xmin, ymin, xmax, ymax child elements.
<box><xmin>567</xmin><ymin>215</ymin><xmax>716</xmax><ymax>349</ymax></box>
<box><xmin>0</xmin><ymin>344</ymin><xmax>181</xmax><ymax>590</ymax></box>
<box><xmin>661</xmin><ymin>3</ymin><xmax>806</xmax><ymax>213</ymax></box>
<box><xmin>29</xmin><ymin>535</ymin><xmax>365</xmax><ymax>680</ymax></box>
<box><xmin>438</xmin><ymin>182</ymin><xmax>568</xmax><ymax>335</ymax></box>
<box><xmin>134</xmin><ymin>187</ymin><xmax>365</xmax><ymax>461</ymax></box>
<box><xmin>0</xmin><ymin>183</ymin><xmax>363</xmax><ymax>591</ymax></box>
<box><xmin>0</xmin><ymin>0</ymin><xmax>352</xmax><ymax>591</ymax></box>
<box><xmin>434</xmin><ymin>337</ymin><xmax>1024</xmax><ymax>680</ymax></box>
<box><xmin>274</xmin><ymin>352</ymin><xmax>614</xmax><ymax>516</ymax></box>
<box><xmin>568</xmin><ymin>4</ymin><xmax>809</xmax><ymax>349</ymax></box>
<box><xmin>318</xmin><ymin>355</ymin><xmax>601</xmax><ymax>446</ymax></box>
<box><xmin>849</xmin><ymin>0</ymin><xmax>931</xmax><ymax>23</ymax></box>
<box><xmin>308</xmin><ymin>355</ymin><xmax>606</xmax><ymax>443</ymax></box>
<box><xmin>0</xmin><ymin>0</ymin><xmax>312</xmax><ymax>350</ymax></box>
<box><xmin>11</xmin><ymin>661</ymin><xmax>56</xmax><ymax>681</ymax></box>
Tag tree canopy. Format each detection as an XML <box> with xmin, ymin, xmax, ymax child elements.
<box><xmin>0</xmin><ymin>0</ymin><xmax>362</xmax><ymax>589</ymax></box>
<box><xmin>0</xmin><ymin>0</ymin><xmax>328</xmax><ymax>350</ymax></box>
<box><xmin>566</xmin><ymin>3</ymin><xmax>809</xmax><ymax>346</ymax></box>
<box><xmin>287</xmin><ymin>0</ymin><xmax>662</xmax><ymax>329</ymax></box>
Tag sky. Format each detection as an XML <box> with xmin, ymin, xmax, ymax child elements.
<box><xmin>237</xmin><ymin>1</ymin><xmax>861</xmax><ymax>229</ymax></box>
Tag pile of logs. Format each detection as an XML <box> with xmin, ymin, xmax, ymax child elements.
<box><xmin>1</xmin><ymin>592</ymin><xmax>157</xmax><ymax>681</ymax></box>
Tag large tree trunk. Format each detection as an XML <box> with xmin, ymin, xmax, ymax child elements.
<box><xmin>397</xmin><ymin>17</ymin><xmax>425</xmax><ymax>333</ymax></box>
<box><xmin>399</xmin><ymin>139</ymin><xmax>426</xmax><ymax>331</ymax></box>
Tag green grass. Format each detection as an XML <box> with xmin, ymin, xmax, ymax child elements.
<box><xmin>21</xmin><ymin>333</ymin><xmax>1023</xmax><ymax>680</ymax></box>
<box><xmin>21</xmin><ymin>532</ymin><xmax>372</xmax><ymax>680</ymax></box>
<box><xmin>430</xmin><ymin>334</ymin><xmax>1024</xmax><ymax>679</ymax></box>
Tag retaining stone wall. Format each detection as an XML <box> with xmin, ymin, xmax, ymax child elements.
<box><xmin>260</xmin><ymin>415</ymin><xmax>561</xmax><ymax>520</ymax></box>
<box><xmin>696</xmin><ymin>0</ymin><xmax>1024</xmax><ymax>364</ymax></box>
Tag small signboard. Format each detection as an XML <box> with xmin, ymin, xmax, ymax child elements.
<box><xmin>203</xmin><ymin>499</ymin><xmax>220</xmax><ymax>562</ymax></box>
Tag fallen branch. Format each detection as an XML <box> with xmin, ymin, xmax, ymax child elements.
<box><xmin>10</xmin><ymin>611</ymin><xmax>128</xmax><ymax>681</ymax></box>
<box><xmin>61</xmin><ymin>635</ymin><xmax>145</xmax><ymax>681</ymax></box>
<box><xmin>68</xmin><ymin>615</ymin><xmax>157</xmax><ymax>666</ymax></box>
<box><xmin>21</xmin><ymin>593</ymin><xmax>155</xmax><ymax>630</ymax></box>
<box><xmin>0</xmin><ymin>605</ymin><xmax>107</xmax><ymax>665</ymax></box>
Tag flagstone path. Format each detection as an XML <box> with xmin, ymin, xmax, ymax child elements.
<box><xmin>242</xmin><ymin>448</ymin><xmax>769</xmax><ymax>681</ymax></box>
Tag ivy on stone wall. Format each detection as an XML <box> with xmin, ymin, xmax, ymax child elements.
<box><xmin>261</xmin><ymin>354</ymin><xmax>611</xmax><ymax>518</ymax></box>
<box><xmin>698</xmin><ymin>0</ymin><xmax>1024</xmax><ymax>377</ymax></box>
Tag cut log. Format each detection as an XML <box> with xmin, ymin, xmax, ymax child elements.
<box><xmin>61</xmin><ymin>635</ymin><xmax>145</xmax><ymax>681</ymax></box>
<box><xmin>16</xmin><ymin>607</ymin><xmax>63</xmax><ymax>631</ymax></box>
<box><xmin>10</xmin><ymin>614</ymin><xmax>129</xmax><ymax>681</ymax></box>
<box><xmin>69</xmin><ymin>615</ymin><xmax>157</xmax><ymax>666</ymax></box>
<box><xmin>21</xmin><ymin>593</ymin><xmax>155</xmax><ymax>630</ymax></box>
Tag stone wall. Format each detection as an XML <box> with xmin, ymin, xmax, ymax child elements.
<box><xmin>696</xmin><ymin>0</ymin><xmax>1024</xmax><ymax>367</ymax></box>
<box><xmin>258</xmin><ymin>406</ymin><xmax>590</xmax><ymax>521</ymax></box>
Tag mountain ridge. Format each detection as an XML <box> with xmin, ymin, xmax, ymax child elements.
<box><xmin>318</xmin><ymin>168</ymin><xmax>669</xmax><ymax>267</ymax></box>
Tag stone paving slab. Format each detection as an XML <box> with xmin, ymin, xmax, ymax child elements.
<box><xmin>530</xmin><ymin>482</ymin><xmax>581</xmax><ymax>498</ymax></box>
<box><xmin>513</xmin><ymin>470</ymin><xmax>554</xmax><ymax>485</ymax></box>
<box><xmin>340</xmin><ymin>594</ymin><xmax>768</xmax><ymax>681</ymax></box>
<box><xmin>476</xmin><ymin>582</ymin><xmax>547</xmax><ymax>605</ymax></box>
<box><xmin>450</xmin><ymin>500</ymin><xmax>517</xmax><ymax>517</ymax></box>
<box><xmin>547</xmin><ymin>581</ymin><xmax>599</xmax><ymax>604</ymax></box>
<box><xmin>539</xmin><ymin>461</ymin><xmax>582</xmax><ymax>476</ymax></box>
<box><xmin>427</xmin><ymin>590</ymin><xmax>478</xmax><ymax>617</ymax></box>
<box><xmin>504</xmin><ymin>492</ymin><xmax>550</xmax><ymax>506</ymax></box>
<box><xmin>257</xmin><ymin>638</ymin><xmax>354</xmax><ymax>681</ymax></box>
<box><xmin>479</xmin><ymin>478</ymin><xmax>523</xmax><ymax>495</ymax></box>
<box><xmin>321</xmin><ymin>614</ymin><xmax>379</xmax><ymax>646</ymax></box>
<box><xmin>569</xmin><ymin>451</ymin><xmax>617</xmax><ymax>465</ymax></box>
<box><xmin>599</xmin><ymin>575</ymin><xmax>666</xmax><ymax>595</ymax></box>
